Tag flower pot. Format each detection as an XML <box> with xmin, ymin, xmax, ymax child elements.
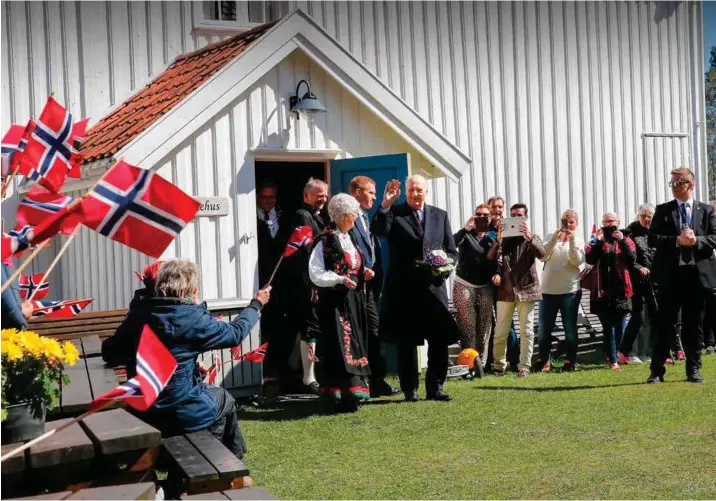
<box><xmin>1</xmin><ymin>403</ymin><xmax>46</xmax><ymax>442</ymax></box>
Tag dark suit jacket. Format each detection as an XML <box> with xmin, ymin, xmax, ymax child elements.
<box><xmin>649</xmin><ymin>199</ymin><xmax>716</xmax><ymax>290</ymax></box>
<box><xmin>256</xmin><ymin>208</ymin><xmax>289</xmax><ymax>286</ymax></box>
<box><xmin>284</xmin><ymin>204</ymin><xmax>327</xmax><ymax>299</ymax></box>
<box><xmin>350</xmin><ymin>212</ymin><xmax>383</xmax><ymax>296</ymax></box>
<box><xmin>373</xmin><ymin>202</ymin><xmax>459</xmax><ymax>345</ymax></box>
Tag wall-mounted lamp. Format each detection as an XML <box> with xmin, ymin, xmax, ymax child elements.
<box><xmin>289</xmin><ymin>80</ymin><xmax>326</xmax><ymax>121</ymax></box>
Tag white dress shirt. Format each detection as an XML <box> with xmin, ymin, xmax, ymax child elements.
<box><xmin>309</xmin><ymin>232</ymin><xmax>361</xmax><ymax>287</ymax></box>
<box><xmin>258</xmin><ymin>207</ymin><xmax>279</xmax><ymax>238</ymax></box>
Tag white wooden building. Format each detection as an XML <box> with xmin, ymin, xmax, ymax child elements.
<box><xmin>1</xmin><ymin>1</ymin><xmax>708</xmax><ymax>392</ymax></box>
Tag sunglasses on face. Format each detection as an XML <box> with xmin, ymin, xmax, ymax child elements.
<box><xmin>474</xmin><ymin>213</ymin><xmax>490</xmax><ymax>218</ymax></box>
<box><xmin>668</xmin><ymin>180</ymin><xmax>690</xmax><ymax>188</ymax></box>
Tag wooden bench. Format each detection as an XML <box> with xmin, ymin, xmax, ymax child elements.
<box><xmin>162</xmin><ymin>430</ymin><xmax>250</xmax><ymax>496</ymax></box>
<box><xmin>29</xmin><ymin>309</ymin><xmax>129</xmax><ymax>341</ymax></box>
<box><xmin>2</xmin><ymin>409</ymin><xmax>161</xmax><ymax>498</ymax></box>
<box><xmin>13</xmin><ymin>482</ymin><xmax>156</xmax><ymax>500</ymax></box>
<box><xmin>183</xmin><ymin>487</ymin><xmax>278</xmax><ymax>500</ymax></box>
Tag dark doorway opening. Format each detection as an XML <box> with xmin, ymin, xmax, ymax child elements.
<box><xmin>254</xmin><ymin>161</ymin><xmax>326</xmax><ymax>218</ymax></box>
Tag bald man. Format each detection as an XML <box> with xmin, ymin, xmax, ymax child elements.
<box><xmin>373</xmin><ymin>175</ymin><xmax>460</xmax><ymax>402</ymax></box>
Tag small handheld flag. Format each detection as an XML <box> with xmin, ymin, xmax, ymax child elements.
<box><xmin>88</xmin><ymin>325</ymin><xmax>177</xmax><ymax>412</ymax></box>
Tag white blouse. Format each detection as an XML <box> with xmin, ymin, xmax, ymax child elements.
<box><xmin>309</xmin><ymin>232</ymin><xmax>361</xmax><ymax>287</ymax></box>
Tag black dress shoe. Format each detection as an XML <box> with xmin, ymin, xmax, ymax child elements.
<box><xmin>404</xmin><ymin>390</ymin><xmax>420</xmax><ymax>402</ymax></box>
<box><xmin>646</xmin><ymin>373</ymin><xmax>665</xmax><ymax>383</ymax></box>
<box><xmin>687</xmin><ymin>371</ymin><xmax>704</xmax><ymax>383</ymax></box>
<box><xmin>426</xmin><ymin>391</ymin><xmax>452</xmax><ymax>402</ymax></box>
<box><xmin>305</xmin><ymin>381</ymin><xmax>321</xmax><ymax>395</ymax></box>
<box><xmin>370</xmin><ymin>380</ymin><xmax>401</xmax><ymax>398</ymax></box>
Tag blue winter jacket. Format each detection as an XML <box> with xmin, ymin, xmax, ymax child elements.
<box><xmin>102</xmin><ymin>293</ymin><xmax>262</xmax><ymax>432</ymax></box>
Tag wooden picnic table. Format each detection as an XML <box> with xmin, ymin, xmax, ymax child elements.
<box><xmin>1</xmin><ymin>409</ymin><xmax>161</xmax><ymax>499</ymax></box>
<box><xmin>53</xmin><ymin>335</ymin><xmax>119</xmax><ymax>415</ymax></box>
<box><xmin>14</xmin><ymin>482</ymin><xmax>156</xmax><ymax>500</ymax></box>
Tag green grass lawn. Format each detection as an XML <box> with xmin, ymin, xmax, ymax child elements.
<box><xmin>239</xmin><ymin>356</ymin><xmax>716</xmax><ymax>500</ymax></box>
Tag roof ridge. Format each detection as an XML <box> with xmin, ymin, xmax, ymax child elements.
<box><xmin>174</xmin><ymin>19</ymin><xmax>279</xmax><ymax>64</ymax></box>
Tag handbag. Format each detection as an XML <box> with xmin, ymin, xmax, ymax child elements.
<box><xmin>580</xmin><ymin>264</ymin><xmax>597</xmax><ymax>291</ymax></box>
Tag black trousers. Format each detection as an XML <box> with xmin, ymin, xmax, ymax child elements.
<box><xmin>706</xmin><ymin>291</ymin><xmax>716</xmax><ymax>348</ymax></box>
<box><xmin>396</xmin><ymin>338</ymin><xmax>448</xmax><ymax>395</ymax></box>
<box><xmin>651</xmin><ymin>267</ymin><xmax>706</xmax><ymax>376</ymax></box>
<box><xmin>619</xmin><ymin>286</ymin><xmax>658</xmax><ymax>355</ymax></box>
<box><xmin>365</xmin><ymin>288</ymin><xmax>388</xmax><ymax>382</ymax></box>
<box><xmin>206</xmin><ymin>386</ymin><xmax>246</xmax><ymax>460</ymax></box>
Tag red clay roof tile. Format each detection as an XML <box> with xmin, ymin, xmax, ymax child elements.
<box><xmin>80</xmin><ymin>20</ymin><xmax>277</xmax><ymax>163</ymax></box>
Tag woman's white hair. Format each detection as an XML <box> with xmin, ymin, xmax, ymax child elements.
<box><xmin>637</xmin><ymin>203</ymin><xmax>655</xmax><ymax>218</ymax></box>
<box><xmin>155</xmin><ymin>258</ymin><xmax>199</xmax><ymax>298</ymax></box>
<box><xmin>327</xmin><ymin>193</ymin><xmax>360</xmax><ymax>223</ymax></box>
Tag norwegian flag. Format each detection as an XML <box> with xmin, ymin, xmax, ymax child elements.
<box><xmin>69</xmin><ymin>118</ymin><xmax>89</xmax><ymax>178</ymax></box>
<box><xmin>2</xmin><ymin>224</ymin><xmax>41</xmax><ymax>265</ymax></box>
<box><xmin>30</xmin><ymin>298</ymin><xmax>93</xmax><ymax>319</ymax></box>
<box><xmin>588</xmin><ymin>224</ymin><xmax>597</xmax><ymax>247</ymax></box>
<box><xmin>80</xmin><ymin>160</ymin><xmax>200</xmax><ymax>258</ymax></box>
<box><xmin>283</xmin><ymin>226</ymin><xmax>314</xmax><ymax>257</ymax></box>
<box><xmin>27</xmin><ymin>201</ymin><xmax>83</xmax><ymax>247</ymax></box>
<box><xmin>225</xmin><ymin>342</ymin><xmax>268</xmax><ymax>365</ymax></box>
<box><xmin>88</xmin><ymin>325</ymin><xmax>177</xmax><ymax>412</ymax></box>
<box><xmin>15</xmin><ymin>97</ymin><xmax>84</xmax><ymax>193</ymax></box>
<box><xmin>207</xmin><ymin>351</ymin><xmax>222</xmax><ymax>386</ymax></box>
<box><xmin>2</xmin><ymin>124</ymin><xmax>29</xmax><ymax>181</ymax></box>
<box><xmin>19</xmin><ymin>273</ymin><xmax>49</xmax><ymax>300</ymax></box>
<box><xmin>16</xmin><ymin>187</ymin><xmax>74</xmax><ymax>230</ymax></box>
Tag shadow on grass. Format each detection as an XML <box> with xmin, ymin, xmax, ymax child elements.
<box><xmin>473</xmin><ymin>381</ymin><xmax>659</xmax><ymax>392</ymax></box>
<box><xmin>238</xmin><ymin>400</ymin><xmax>334</xmax><ymax>421</ymax></box>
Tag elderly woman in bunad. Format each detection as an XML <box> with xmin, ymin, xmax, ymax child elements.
<box><xmin>308</xmin><ymin>193</ymin><xmax>372</xmax><ymax>413</ymax></box>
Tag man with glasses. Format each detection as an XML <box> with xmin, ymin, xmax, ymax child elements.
<box><xmin>348</xmin><ymin>175</ymin><xmax>400</xmax><ymax>398</ymax></box>
<box><xmin>647</xmin><ymin>168</ymin><xmax>716</xmax><ymax>383</ymax></box>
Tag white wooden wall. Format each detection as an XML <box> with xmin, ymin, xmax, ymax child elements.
<box><xmin>2</xmin><ymin>1</ymin><xmax>707</xmax><ymax>306</ymax></box>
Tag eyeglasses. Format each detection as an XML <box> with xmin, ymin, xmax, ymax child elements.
<box><xmin>668</xmin><ymin>180</ymin><xmax>690</xmax><ymax>188</ymax></box>
<box><xmin>474</xmin><ymin>213</ymin><xmax>490</xmax><ymax>218</ymax></box>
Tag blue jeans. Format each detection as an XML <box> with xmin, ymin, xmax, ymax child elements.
<box><xmin>598</xmin><ymin>309</ymin><xmax>629</xmax><ymax>364</ymax></box>
<box><xmin>538</xmin><ymin>291</ymin><xmax>582</xmax><ymax>363</ymax></box>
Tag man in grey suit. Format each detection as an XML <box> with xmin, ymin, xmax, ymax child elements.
<box><xmin>349</xmin><ymin>175</ymin><xmax>400</xmax><ymax>398</ymax></box>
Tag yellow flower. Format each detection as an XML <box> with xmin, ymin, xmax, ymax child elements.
<box><xmin>62</xmin><ymin>341</ymin><xmax>79</xmax><ymax>366</ymax></box>
<box><xmin>3</xmin><ymin>342</ymin><xmax>24</xmax><ymax>362</ymax></box>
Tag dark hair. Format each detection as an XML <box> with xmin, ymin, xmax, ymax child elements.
<box><xmin>510</xmin><ymin>203</ymin><xmax>528</xmax><ymax>216</ymax></box>
<box><xmin>258</xmin><ymin>180</ymin><xmax>278</xmax><ymax>192</ymax></box>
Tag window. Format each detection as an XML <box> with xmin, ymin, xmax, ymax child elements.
<box><xmin>202</xmin><ymin>1</ymin><xmax>287</xmax><ymax>25</ymax></box>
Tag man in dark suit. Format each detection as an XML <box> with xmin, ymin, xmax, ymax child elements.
<box><xmin>648</xmin><ymin>168</ymin><xmax>716</xmax><ymax>383</ymax></box>
<box><xmin>280</xmin><ymin>178</ymin><xmax>328</xmax><ymax>394</ymax></box>
<box><xmin>373</xmin><ymin>175</ymin><xmax>460</xmax><ymax>402</ymax></box>
<box><xmin>348</xmin><ymin>175</ymin><xmax>401</xmax><ymax>398</ymax></box>
<box><xmin>256</xmin><ymin>181</ymin><xmax>289</xmax><ymax>380</ymax></box>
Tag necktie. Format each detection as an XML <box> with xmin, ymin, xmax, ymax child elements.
<box><xmin>362</xmin><ymin>213</ymin><xmax>375</xmax><ymax>260</ymax></box>
<box><xmin>416</xmin><ymin>209</ymin><xmax>425</xmax><ymax>231</ymax></box>
<box><xmin>680</xmin><ymin>203</ymin><xmax>694</xmax><ymax>265</ymax></box>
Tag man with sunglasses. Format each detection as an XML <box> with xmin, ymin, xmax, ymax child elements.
<box><xmin>648</xmin><ymin>168</ymin><xmax>716</xmax><ymax>383</ymax></box>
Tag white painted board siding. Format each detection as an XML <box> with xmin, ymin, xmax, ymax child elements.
<box><xmin>1</xmin><ymin>1</ymin><xmax>707</xmax><ymax>389</ymax></box>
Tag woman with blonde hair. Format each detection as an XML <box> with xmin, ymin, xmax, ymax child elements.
<box><xmin>535</xmin><ymin>209</ymin><xmax>585</xmax><ymax>372</ymax></box>
<box><xmin>102</xmin><ymin>258</ymin><xmax>271</xmax><ymax>459</ymax></box>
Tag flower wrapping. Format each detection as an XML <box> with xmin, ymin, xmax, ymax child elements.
<box><xmin>415</xmin><ymin>248</ymin><xmax>456</xmax><ymax>279</ymax></box>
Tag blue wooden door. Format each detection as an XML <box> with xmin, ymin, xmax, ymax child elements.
<box><xmin>330</xmin><ymin>153</ymin><xmax>410</xmax><ymax>373</ymax></box>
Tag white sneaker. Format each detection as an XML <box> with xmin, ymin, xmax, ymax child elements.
<box><xmin>628</xmin><ymin>356</ymin><xmax>642</xmax><ymax>364</ymax></box>
<box><xmin>639</xmin><ymin>356</ymin><xmax>651</xmax><ymax>363</ymax></box>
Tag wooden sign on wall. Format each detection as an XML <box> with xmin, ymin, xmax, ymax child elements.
<box><xmin>196</xmin><ymin>197</ymin><xmax>230</xmax><ymax>217</ymax></box>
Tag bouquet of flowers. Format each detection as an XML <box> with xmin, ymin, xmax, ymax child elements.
<box><xmin>415</xmin><ymin>248</ymin><xmax>456</xmax><ymax>280</ymax></box>
<box><xmin>1</xmin><ymin>329</ymin><xmax>80</xmax><ymax>421</ymax></box>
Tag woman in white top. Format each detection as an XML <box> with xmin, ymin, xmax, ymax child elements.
<box><xmin>535</xmin><ymin>209</ymin><xmax>586</xmax><ymax>372</ymax></box>
<box><xmin>308</xmin><ymin>193</ymin><xmax>374</xmax><ymax>412</ymax></box>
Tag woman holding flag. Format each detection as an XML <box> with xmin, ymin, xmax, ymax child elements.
<box><xmin>308</xmin><ymin>194</ymin><xmax>372</xmax><ymax>413</ymax></box>
<box><xmin>101</xmin><ymin>258</ymin><xmax>271</xmax><ymax>459</ymax></box>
